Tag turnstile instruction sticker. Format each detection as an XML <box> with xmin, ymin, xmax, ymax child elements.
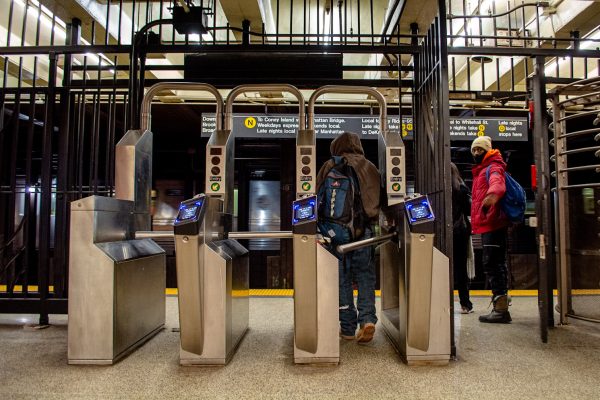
<box><xmin>202</xmin><ymin>114</ymin><xmax>528</xmax><ymax>141</ymax></box>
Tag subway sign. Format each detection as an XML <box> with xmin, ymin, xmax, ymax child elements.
<box><xmin>201</xmin><ymin>114</ymin><xmax>528</xmax><ymax>141</ymax></box>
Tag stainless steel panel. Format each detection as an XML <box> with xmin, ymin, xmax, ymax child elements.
<box><xmin>115</xmin><ymin>129</ymin><xmax>152</xmax><ymax>231</ymax></box>
<box><xmin>68</xmin><ymin>196</ymin><xmax>166</xmax><ymax>365</ymax></box>
<box><xmin>114</xmin><ymin>254</ymin><xmax>166</xmax><ymax>357</ymax></box>
<box><xmin>249</xmin><ymin>180</ymin><xmax>281</xmax><ymax>250</ymax></box>
<box><xmin>404</xmin><ymin>247</ymin><xmax>451</xmax><ymax>365</ymax></box>
<box><xmin>292</xmin><ymin>233</ymin><xmax>318</xmax><ymax>354</ymax></box>
<box><xmin>96</xmin><ymin>239</ymin><xmax>164</xmax><ymax>262</ymax></box>
<box><xmin>294</xmin><ymin>242</ymin><xmax>340</xmax><ymax>364</ymax></box>
<box><xmin>175</xmin><ymin>232</ymin><xmax>204</xmax><ymax>355</ymax></box>
<box><xmin>406</xmin><ymin>231</ymin><xmax>434</xmax><ymax>351</ymax></box>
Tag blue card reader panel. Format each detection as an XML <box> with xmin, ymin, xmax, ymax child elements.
<box><xmin>292</xmin><ymin>196</ymin><xmax>317</xmax><ymax>225</ymax></box>
<box><xmin>176</xmin><ymin>198</ymin><xmax>204</xmax><ymax>223</ymax></box>
<box><xmin>404</xmin><ymin>195</ymin><xmax>435</xmax><ymax>225</ymax></box>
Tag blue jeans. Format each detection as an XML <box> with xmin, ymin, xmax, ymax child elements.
<box><xmin>339</xmin><ymin>228</ymin><xmax>377</xmax><ymax>336</ymax></box>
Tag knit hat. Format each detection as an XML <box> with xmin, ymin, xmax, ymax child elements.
<box><xmin>471</xmin><ymin>136</ymin><xmax>492</xmax><ymax>154</ymax></box>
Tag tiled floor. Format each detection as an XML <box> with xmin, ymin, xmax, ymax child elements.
<box><xmin>1</xmin><ymin>296</ymin><xmax>599</xmax><ymax>399</ymax></box>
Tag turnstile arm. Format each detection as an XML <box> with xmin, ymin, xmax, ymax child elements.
<box><xmin>135</xmin><ymin>230</ymin><xmax>293</xmax><ymax>240</ymax></box>
<box><xmin>336</xmin><ymin>232</ymin><xmax>397</xmax><ymax>255</ymax></box>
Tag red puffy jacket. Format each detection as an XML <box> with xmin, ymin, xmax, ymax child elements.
<box><xmin>471</xmin><ymin>149</ymin><xmax>508</xmax><ymax>234</ymax></box>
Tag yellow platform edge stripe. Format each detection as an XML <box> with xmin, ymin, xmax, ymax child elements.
<box><xmin>4</xmin><ymin>285</ymin><xmax>600</xmax><ymax>297</ymax></box>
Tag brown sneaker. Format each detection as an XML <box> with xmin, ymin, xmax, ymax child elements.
<box><xmin>356</xmin><ymin>323</ymin><xmax>375</xmax><ymax>343</ymax></box>
<box><xmin>340</xmin><ymin>332</ymin><xmax>355</xmax><ymax>340</ymax></box>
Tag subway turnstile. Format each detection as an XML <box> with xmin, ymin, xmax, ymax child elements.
<box><xmin>173</xmin><ymin>194</ymin><xmax>249</xmax><ymax>365</ymax></box>
<box><xmin>379</xmin><ymin>195</ymin><xmax>451</xmax><ymax>365</ymax></box>
<box><xmin>292</xmin><ymin>196</ymin><xmax>340</xmax><ymax>364</ymax></box>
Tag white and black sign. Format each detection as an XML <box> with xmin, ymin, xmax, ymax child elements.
<box><xmin>449</xmin><ymin>117</ymin><xmax>528</xmax><ymax>141</ymax></box>
<box><xmin>202</xmin><ymin>114</ymin><xmax>414</xmax><ymax>139</ymax></box>
<box><xmin>201</xmin><ymin>114</ymin><xmax>528</xmax><ymax>141</ymax></box>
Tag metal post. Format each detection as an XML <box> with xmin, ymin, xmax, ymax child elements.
<box><xmin>38</xmin><ymin>52</ymin><xmax>57</xmax><ymax>326</ymax></box>
<box><xmin>532</xmin><ymin>56</ymin><xmax>554</xmax><ymax>342</ymax></box>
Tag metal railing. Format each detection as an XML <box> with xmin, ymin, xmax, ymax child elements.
<box><xmin>550</xmin><ymin>76</ymin><xmax>600</xmax><ymax>325</ymax></box>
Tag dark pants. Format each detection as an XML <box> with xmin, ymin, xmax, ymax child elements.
<box><xmin>482</xmin><ymin>227</ymin><xmax>508</xmax><ymax>296</ymax></box>
<box><xmin>453</xmin><ymin>229</ymin><xmax>472</xmax><ymax>309</ymax></box>
<box><xmin>338</xmin><ymin>228</ymin><xmax>377</xmax><ymax>336</ymax></box>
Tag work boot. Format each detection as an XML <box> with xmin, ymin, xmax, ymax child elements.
<box><xmin>479</xmin><ymin>295</ymin><xmax>512</xmax><ymax>324</ymax></box>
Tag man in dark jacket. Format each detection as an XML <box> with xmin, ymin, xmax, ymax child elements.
<box><xmin>316</xmin><ymin>132</ymin><xmax>381</xmax><ymax>342</ymax></box>
<box><xmin>470</xmin><ymin>136</ymin><xmax>511</xmax><ymax>323</ymax></box>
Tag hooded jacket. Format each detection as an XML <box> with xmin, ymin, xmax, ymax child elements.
<box><xmin>471</xmin><ymin>149</ymin><xmax>508</xmax><ymax>234</ymax></box>
<box><xmin>316</xmin><ymin>132</ymin><xmax>381</xmax><ymax>220</ymax></box>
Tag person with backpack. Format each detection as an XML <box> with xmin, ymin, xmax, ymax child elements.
<box><xmin>451</xmin><ymin>162</ymin><xmax>473</xmax><ymax>314</ymax></box>
<box><xmin>316</xmin><ymin>132</ymin><xmax>381</xmax><ymax>343</ymax></box>
<box><xmin>470</xmin><ymin>135</ymin><xmax>512</xmax><ymax>323</ymax></box>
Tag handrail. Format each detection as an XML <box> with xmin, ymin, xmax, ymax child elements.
<box><xmin>307</xmin><ymin>85</ymin><xmax>387</xmax><ymax>132</ymax></box>
<box><xmin>224</xmin><ymin>84</ymin><xmax>305</xmax><ymax>131</ymax></box>
<box><xmin>140</xmin><ymin>82</ymin><xmax>224</xmax><ymax>131</ymax></box>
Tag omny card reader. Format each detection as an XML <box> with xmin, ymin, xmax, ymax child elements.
<box><xmin>173</xmin><ymin>194</ymin><xmax>249</xmax><ymax>366</ymax></box>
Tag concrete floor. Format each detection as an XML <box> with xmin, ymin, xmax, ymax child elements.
<box><xmin>1</xmin><ymin>296</ymin><xmax>600</xmax><ymax>399</ymax></box>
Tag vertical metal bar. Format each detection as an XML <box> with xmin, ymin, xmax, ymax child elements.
<box><xmin>510</xmin><ymin>57</ymin><xmax>515</xmax><ymax>91</ymax></box>
<box><xmin>532</xmin><ymin>56</ymin><xmax>554</xmax><ymax>343</ymax></box>
<box><xmin>466</xmin><ymin>57</ymin><xmax>471</xmax><ymax>91</ymax></box>
<box><xmin>493</xmin><ymin>0</ymin><xmax>497</xmax><ymax>48</ymax></box>
<box><xmin>451</xmin><ymin>56</ymin><xmax>456</xmax><ymax>91</ymax></box>
<box><xmin>317</xmin><ymin>0</ymin><xmax>320</xmax><ymax>44</ymax></box>
<box><xmin>118</xmin><ymin>0</ymin><xmax>123</xmax><ymax>44</ymax></box>
<box><xmin>448</xmin><ymin>0</ymin><xmax>453</xmax><ymax>47</ymax></box>
<box><xmin>496</xmin><ymin>57</ymin><xmax>500</xmax><ymax>90</ymax></box>
<box><xmin>584</xmin><ymin>57</ymin><xmax>588</xmax><ymax>79</ymax></box>
<box><xmin>370</xmin><ymin>0</ymin><xmax>374</xmax><ymax>45</ymax></box>
<box><xmin>276</xmin><ymin>0</ymin><xmax>280</xmax><ymax>45</ymax></box>
<box><xmin>105</xmin><ymin>0</ymin><xmax>111</xmax><ymax>45</ymax></box>
<box><xmin>146</xmin><ymin>0</ymin><xmax>150</xmax><ymax>27</ymax></box>
<box><xmin>356</xmin><ymin>0</ymin><xmax>360</xmax><ymax>44</ymax></box>
<box><xmin>38</xmin><ymin>52</ymin><xmax>58</xmax><ymax>325</ymax></box>
<box><xmin>536</xmin><ymin>2</ymin><xmax>541</xmax><ymax>48</ymax></box>
<box><xmin>22</xmin><ymin>83</ymin><xmax>37</xmax><ymax>299</ymax></box>
<box><xmin>462</xmin><ymin>0</ymin><xmax>467</xmax><ymax>47</ymax></box>
<box><xmin>212</xmin><ymin>0</ymin><xmax>216</xmax><ymax>44</ymax></box>
<box><xmin>521</xmin><ymin>0</ymin><xmax>526</xmax><ymax>48</ymax></box>
<box><xmin>507</xmin><ymin>1</ymin><xmax>512</xmax><ymax>47</ymax></box>
<box><xmin>554</xmin><ymin>96</ymin><xmax>570</xmax><ymax>325</ymax></box>
<box><xmin>304</xmin><ymin>0</ymin><xmax>307</xmax><ymax>45</ymax></box>
<box><xmin>6</xmin><ymin>0</ymin><xmax>15</xmax><ymax>47</ymax></box>
<box><xmin>131</xmin><ymin>0</ymin><xmax>137</xmax><ymax>45</ymax></box>
<box><xmin>290</xmin><ymin>0</ymin><xmax>294</xmax><ymax>45</ymax></box>
<box><xmin>344</xmin><ymin>0</ymin><xmax>347</xmax><ymax>45</ymax></box>
<box><xmin>91</xmin><ymin>20</ymin><xmax>96</xmax><ymax>45</ymax></box>
<box><xmin>89</xmin><ymin>92</ymin><xmax>97</xmax><ymax>193</ymax></box>
<box><xmin>50</xmin><ymin>9</ymin><xmax>56</xmax><ymax>45</ymax></box>
<box><xmin>481</xmin><ymin>56</ymin><xmax>485</xmax><ymax>90</ymax></box>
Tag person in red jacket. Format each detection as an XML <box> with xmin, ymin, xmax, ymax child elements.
<box><xmin>470</xmin><ymin>136</ymin><xmax>511</xmax><ymax>323</ymax></box>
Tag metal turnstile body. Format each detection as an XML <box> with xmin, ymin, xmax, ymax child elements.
<box><xmin>380</xmin><ymin>196</ymin><xmax>451</xmax><ymax>365</ymax></box>
<box><xmin>174</xmin><ymin>195</ymin><xmax>249</xmax><ymax>365</ymax></box>
<box><xmin>291</xmin><ymin>196</ymin><xmax>340</xmax><ymax>364</ymax></box>
<box><xmin>68</xmin><ymin>196</ymin><xmax>166</xmax><ymax>365</ymax></box>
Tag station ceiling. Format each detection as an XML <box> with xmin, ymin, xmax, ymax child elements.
<box><xmin>1</xmin><ymin>0</ymin><xmax>599</xmax><ymax>109</ymax></box>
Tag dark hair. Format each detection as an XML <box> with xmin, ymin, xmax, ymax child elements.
<box><xmin>450</xmin><ymin>162</ymin><xmax>464</xmax><ymax>192</ymax></box>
